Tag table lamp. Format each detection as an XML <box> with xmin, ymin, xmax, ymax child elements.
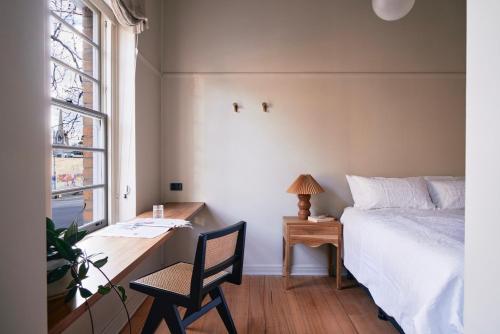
<box><xmin>287</xmin><ymin>174</ymin><xmax>325</xmax><ymax>220</ymax></box>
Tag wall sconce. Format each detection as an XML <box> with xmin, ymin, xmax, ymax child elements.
<box><xmin>262</xmin><ymin>102</ymin><xmax>269</xmax><ymax>112</ymax></box>
<box><xmin>233</xmin><ymin>102</ymin><xmax>240</xmax><ymax>113</ymax></box>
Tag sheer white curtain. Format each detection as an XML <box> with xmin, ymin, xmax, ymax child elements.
<box><xmin>117</xmin><ymin>28</ymin><xmax>137</xmax><ymax>221</ymax></box>
<box><xmin>111</xmin><ymin>0</ymin><xmax>148</xmax><ymax>33</ymax></box>
<box><xmin>111</xmin><ymin>0</ymin><xmax>147</xmax><ymax>221</ymax></box>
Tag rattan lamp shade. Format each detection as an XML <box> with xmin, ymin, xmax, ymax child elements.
<box><xmin>287</xmin><ymin>174</ymin><xmax>324</xmax><ymax>195</ymax></box>
<box><xmin>287</xmin><ymin>174</ymin><xmax>324</xmax><ymax>220</ymax></box>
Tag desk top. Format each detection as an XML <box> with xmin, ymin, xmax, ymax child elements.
<box><xmin>48</xmin><ymin>202</ymin><xmax>205</xmax><ymax>334</ymax></box>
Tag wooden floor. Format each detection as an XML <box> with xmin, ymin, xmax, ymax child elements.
<box><xmin>121</xmin><ymin>276</ymin><xmax>398</xmax><ymax>334</ymax></box>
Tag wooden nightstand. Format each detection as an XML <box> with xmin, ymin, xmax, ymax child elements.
<box><xmin>282</xmin><ymin>216</ymin><xmax>343</xmax><ymax>289</ymax></box>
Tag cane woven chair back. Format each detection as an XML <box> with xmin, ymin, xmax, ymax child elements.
<box><xmin>190</xmin><ymin>221</ymin><xmax>246</xmax><ymax>306</ymax></box>
<box><xmin>205</xmin><ymin>231</ymin><xmax>238</xmax><ymax>269</ymax></box>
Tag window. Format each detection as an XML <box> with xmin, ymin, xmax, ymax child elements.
<box><xmin>49</xmin><ymin>0</ymin><xmax>108</xmax><ymax>231</ymax></box>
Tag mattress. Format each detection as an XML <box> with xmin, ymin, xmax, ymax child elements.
<box><xmin>341</xmin><ymin>207</ymin><xmax>464</xmax><ymax>334</ymax></box>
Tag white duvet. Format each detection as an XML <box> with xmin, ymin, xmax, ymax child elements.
<box><xmin>341</xmin><ymin>207</ymin><xmax>464</xmax><ymax>334</ymax></box>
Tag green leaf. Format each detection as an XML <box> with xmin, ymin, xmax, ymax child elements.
<box><xmin>79</xmin><ymin>287</ymin><xmax>93</xmax><ymax>298</ymax></box>
<box><xmin>47</xmin><ymin>264</ymin><xmax>70</xmax><ymax>283</ymax></box>
<box><xmin>73</xmin><ymin>247</ymin><xmax>83</xmax><ymax>258</ymax></box>
<box><xmin>78</xmin><ymin>262</ymin><xmax>89</xmax><ymax>279</ymax></box>
<box><xmin>47</xmin><ymin>252</ymin><xmax>62</xmax><ymax>261</ymax></box>
<box><xmin>65</xmin><ymin>286</ymin><xmax>77</xmax><ymax>303</ymax></box>
<box><xmin>55</xmin><ymin>228</ymin><xmax>66</xmax><ymax>236</ymax></box>
<box><xmin>46</xmin><ymin>217</ymin><xmax>55</xmax><ymax>231</ymax></box>
<box><xmin>92</xmin><ymin>257</ymin><xmax>108</xmax><ymax>268</ymax></box>
<box><xmin>64</xmin><ymin>222</ymin><xmax>79</xmax><ymax>245</ymax></box>
<box><xmin>97</xmin><ymin>285</ymin><xmax>111</xmax><ymax>295</ymax></box>
<box><xmin>117</xmin><ymin>285</ymin><xmax>127</xmax><ymax>302</ymax></box>
<box><xmin>46</xmin><ymin>229</ymin><xmax>58</xmax><ymax>245</ymax></box>
<box><xmin>75</xmin><ymin>230</ymin><xmax>88</xmax><ymax>243</ymax></box>
<box><xmin>54</xmin><ymin>238</ymin><xmax>76</xmax><ymax>261</ymax></box>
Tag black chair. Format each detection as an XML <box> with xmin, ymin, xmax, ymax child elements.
<box><xmin>130</xmin><ymin>221</ymin><xmax>246</xmax><ymax>334</ymax></box>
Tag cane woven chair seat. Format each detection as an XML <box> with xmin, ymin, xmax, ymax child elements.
<box><xmin>134</xmin><ymin>262</ymin><xmax>229</xmax><ymax>296</ymax></box>
<box><xmin>130</xmin><ymin>222</ymin><xmax>246</xmax><ymax>334</ymax></box>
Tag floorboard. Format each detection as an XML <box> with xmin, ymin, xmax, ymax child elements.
<box><xmin>121</xmin><ymin>276</ymin><xmax>398</xmax><ymax>334</ymax></box>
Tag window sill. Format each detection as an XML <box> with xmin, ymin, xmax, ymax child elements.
<box><xmin>47</xmin><ymin>202</ymin><xmax>205</xmax><ymax>334</ymax></box>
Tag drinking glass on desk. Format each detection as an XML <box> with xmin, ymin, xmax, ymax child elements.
<box><xmin>153</xmin><ymin>205</ymin><xmax>164</xmax><ymax>219</ymax></box>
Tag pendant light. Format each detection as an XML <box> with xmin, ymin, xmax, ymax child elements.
<box><xmin>372</xmin><ymin>0</ymin><xmax>415</xmax><ymax>21</ymax></box>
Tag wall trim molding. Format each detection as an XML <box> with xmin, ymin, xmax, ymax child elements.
<box><xmin>137</xmin><ymin>52</ymin><xmax>162</xmax><ymax>78</ymax></box>
<box><xmin>162</xmin><ymin>71</ymin><xmax>466</xmax><ymax>77</ymax></box>
<box><xmin>243</xmin><ymin>265</ymin><xmax>329</xmax><ymax>276</ymax></box>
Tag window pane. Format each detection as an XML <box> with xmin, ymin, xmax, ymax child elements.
<box><xmin>49</xmin><ymin>0</ymin><xmax>98</xmax><ymax>43</ymax></box>
<box><xmin>49</xmin><ymin>0</ymin><xmax>105</xmax><ymax>232</ymax></box>
<box><xmin>50</xmin><ymin>61</ymin><xmax>100</xmax><ymax>111</ymax></box>
<box><xmin>51</xmin><ymin>188</ymin><xmax>105</xmax><ymax>229</ymax></box>
<box><xmin>50</xmin><ymin>16</ymin><xmax>99</xmax><ymax>79</ymax></box>
<box><xmin>51</xmin><ymin>150</ymin><xmax>105</xmax><ymax>191</ymax></box>
<box><xmin>51</xmin><ymin>106</ymin><xmax>104</xmax><ymax>149</ymax></box>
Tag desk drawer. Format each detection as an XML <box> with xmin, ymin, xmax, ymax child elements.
<box><xmin>287</xmin><ymin>223</ymin><xmax>340</xmax><ymax>236</ymax></box>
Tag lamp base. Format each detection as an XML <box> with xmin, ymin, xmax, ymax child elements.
<box><xmin>297</xmin><ymin>194</ymin><xmax>311</xmax><ymax>220</ymax></box>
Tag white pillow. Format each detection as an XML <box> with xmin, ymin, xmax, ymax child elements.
<box><xmin>425</xmin><ymin>179</ymin><xmax>465</xmax><ymax>209</ymax></box>
<box><xmin>346</xmin><ymin>175</ymin><xmax>435</xmax><ymax>210</ymax></box>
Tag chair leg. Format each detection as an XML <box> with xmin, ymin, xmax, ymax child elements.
<box><xmin>182</xmin><ymin>307</ymin><xmax>195</xmax><ymax>321</ymax></box>
<box><xmin>209</xmin><ymin>287</ymin><xmax>237</xmax><ymax>334</ymax></box>
<box><xmin>163</xmin><ymin>303</ymin><xmax>186</xmax><ymax>334</ymax></box>
<box><xmin>141</xmin><ymin>298</ymin><xmax>164</xmax><ymax>334</ymax></box>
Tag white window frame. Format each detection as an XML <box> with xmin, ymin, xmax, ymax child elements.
<box><xmin>49</xmin><ymin>0</ymin><xmax>116</xmax><ymax>232</ymax></box>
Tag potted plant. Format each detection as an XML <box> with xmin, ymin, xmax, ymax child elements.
<box><xmin>47</xmin><ymin>217</ymin><xmax>131</xmax><ymax>333</ymax></box>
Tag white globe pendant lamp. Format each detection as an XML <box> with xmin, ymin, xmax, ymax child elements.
<box><xmin>372</xmin><ymin>0</ymin><xmax>415</xmax><ymax>21</ymax></box>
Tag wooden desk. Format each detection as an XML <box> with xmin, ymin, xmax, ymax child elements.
<box><xmin>48</xmin><ymin>202</ymin><xmax>205</xmax><ymax>334</ymax></box>
<box><xmin>282</xmin><ymin>216</ymin><xmax>343</xmax><ymax>290</ymax></box>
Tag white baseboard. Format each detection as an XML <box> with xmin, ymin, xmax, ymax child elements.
<box><xmin>101</xmin><ymin>293</ymin><xmax>147</xmax><ymax>334</ymax></box>
<box><xmin>243</xmin><ymin>265</ymin><xmax>329</xmax><ymax>276</ymax></box>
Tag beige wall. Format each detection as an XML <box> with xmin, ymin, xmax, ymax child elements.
<box><xmin>0</xmin><ymin>0</ymin><xmax>48</xmax><ymax>331</ymax></box>
<box><xmin>161</xmin><ymin>0</ymin><xmax>465</xmax><ymax>273</ymax></box>
<box><xmin>135</xmin><ymin>58</ymin><xmax>162</xmax><ymax>214</ymax></box>
<box><xmin>465</xmin><ymin>1</ymin><xmax>500</xmax><ymax>333</ymax></box>
<box><xmin>164</xmin><ymin>0</ymin><xmax>465</xmax><ymax>73</ymax></box>
<box><xmin>136</xmin><ymin>0</ymin><xmax>163</xmax><ymax>214</ymax></box>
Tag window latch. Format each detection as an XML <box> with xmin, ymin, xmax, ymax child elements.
<box><xmin>123</xmin><ymin>185</ymin><xmax>131</xmax><ymax>199</ymax></box>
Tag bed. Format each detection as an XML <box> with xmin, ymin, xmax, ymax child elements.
<box><xmin>341</xmin><ymin>207</ymin><xmax>464</xmax><ymax>334</ymax></box>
